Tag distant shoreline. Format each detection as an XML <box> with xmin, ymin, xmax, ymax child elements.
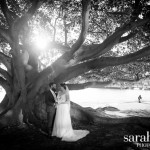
<box><xmin>85</xmin><ymin>86</ymin><xmax>150</xmax><ymax>90</ymax></box>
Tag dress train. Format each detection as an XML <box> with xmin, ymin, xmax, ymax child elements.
<box><xmin>52</xmin><ymin>103</ymin><xmax>89</xmax><ymax>142</ymax></box>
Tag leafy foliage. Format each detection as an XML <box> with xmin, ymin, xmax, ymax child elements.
<box><xmin>0</xmin><ymin>0</ymin><xmax>150</xmax><ymax>84</ymax></box>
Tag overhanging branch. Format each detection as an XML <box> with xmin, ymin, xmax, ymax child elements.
<box><xmin>74</xmin><ymin>17</ymin><xmax>150</xmax><ymax>62</ymax></box>
<box><xmin>55</xmin><ymin>45</ymin><xmax>150</xmax><ymax>82</ymax></box>
<box><xmin>115</xmin><ymin>78</ymin><xmax>137</xmax><ymax>82</ymax></box>
<box><xmin>67</xmin><ymin>81</ymin><xmax>113</xmax><ymax>90</ymax></box>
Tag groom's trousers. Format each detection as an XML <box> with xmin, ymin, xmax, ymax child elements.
<box><xmin>46</xmin><ymin>105</ymin><xmax>56</xmax><ymax>134</ymax></box>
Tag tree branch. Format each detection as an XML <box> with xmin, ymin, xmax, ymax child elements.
<box><xmin>70</xmin><ymin>0</ymin><xmax>91</xmax><ymax>56</ymax></box>
<box><xmin>55</xmin><ymin>45</ymin><xmax>150</xmax><ymax>82</ymax></box>
<box><xmin>0</xmin><ymin>77</ymin><xmax>10</xmax><ymax>92</ymax></box>
<box><xmin>49</xmin><ymin>9</ymin><xmax>60</xmax><ymax>42</ymax></box>
<box><xmin>0</xmin><ymin>27</ymin><xmax>12</xmax><ymax>44</ymax></box>
<box><xmin>55</xmin><ymin>0</ymin><xmax>91</xmax><ymax>62</ymax></box>
<box><xmin>74</xmin><ymin>17</ymin><xmax>150</xmax><ymax>62</ymax></box>
<box><xmin>115</xmin><ymin>78</ymin><xmax>137</xmax><ymax>83</ymax></box>
<box><xmin>67</xmin><ymin>81</ymin><xmax>112</xmax><ymax>90</ymax></box>
<box><xmin>63</xmin><ymin>15</ymin><xmax>68</xmax><ymax>45</ymax></box>
<box><xmin>0</xmin><ymin>52</ymin><xmax>11</xmax><ymax>72</ymax></box>
<box><xmin>38</xmin><ymin>17</ymin><xmax>150</xmax><ymax>86</ymax></box>
<box><xmin>28</xmin><ymin>2</ymin><xmax>149</xmax><ymax>98</ymax></box>
<box><xmin>0</xmin><ymin>95</ymin><xmax>9</xmax><ymax>111</ymax></box>
<box><xmin>119</xmin><ymin>32</ymin><xmax>137</xmax><ymax>43</ymax></box>
<box><xmin>0</xmin><ymin>0</ymin><xmax>17</xmax><ymax>27</ymax></box>
<box><xmin>0</xmin><ymin>67</ymin><xmax>11</xmax><ymax>83</ymax></box>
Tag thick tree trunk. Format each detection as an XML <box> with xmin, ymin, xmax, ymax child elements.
<box><xmin>0</xmin><ymin>88</ymin><xmax>96</xmax><ymax>130</ymax></box>
<box><xmin>0</xmin><ymin>97</ymin><xmax>23</xmax><ymax>128</ymax></box>
<box><xmin>0</xmin><ymin>95</ymin><xmax>9</xmax><ymax>113</ymax></box>
<box><xmin>31</xmin><ymin>92</ymin><xmax>97</xmax><ymax>132</ymax></box>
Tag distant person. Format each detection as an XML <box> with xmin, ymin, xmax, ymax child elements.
<box><xmin>138</xmin><ymin>95</ymin><xmax>142</xmax><ymax>103</ymax></box>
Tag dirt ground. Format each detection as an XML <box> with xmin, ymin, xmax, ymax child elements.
<box><xmin>0</xmin><ymin>118</ymin><xmax>150</xmax><ymax>150</ymax></box>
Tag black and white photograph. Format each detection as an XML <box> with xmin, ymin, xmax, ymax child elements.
<box><xmin>0</xmin><ymin>0</ymin><xmax>150</xmax><ymax>150</ymax></box>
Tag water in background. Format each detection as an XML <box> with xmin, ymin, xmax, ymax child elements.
<box><xmin>1</xmin><ymin>88</ymin><xmax>150</xmax><ymax>110</ymax></box>
<box><xmin>69</xmin><ymin>88</ymin><xmax>150</xmax><ymax>109</ymax></box>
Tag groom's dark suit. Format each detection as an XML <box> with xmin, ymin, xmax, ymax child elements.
<box><xmin>45</xmin><ymin>88</ymin><xmax>57</xmax><ymax>134</ymax></box>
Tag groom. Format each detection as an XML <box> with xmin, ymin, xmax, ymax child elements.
<box><xmin>45</xmin><ymin>82</ymin><xmax>57</xmax><ymax>137</ymax></box>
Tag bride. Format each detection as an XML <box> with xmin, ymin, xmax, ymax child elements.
<box><xmin>52</xmin><ymin>83</ymin><xmax>89</xmax><ymax>142</ymax></box>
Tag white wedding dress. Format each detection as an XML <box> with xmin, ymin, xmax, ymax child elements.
<box><xmin>52</xmin><ymin>88</ymin><xmax>89</xmax><ymax>142</ymax></box>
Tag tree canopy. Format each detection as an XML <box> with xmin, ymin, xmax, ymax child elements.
<box><xmin>0</xmin><ymin>0</ymin><xmax>150</xmax><ymax>128</ymax></box>
<box><xmin>0</xmin><ymin>0</ymin><xmax>149</xmax><ymax>96</ymax></box>
<box><xmin>0</xmin><ymin>0</ymin><xmax>149</xmax><ymax>84</ymax></box>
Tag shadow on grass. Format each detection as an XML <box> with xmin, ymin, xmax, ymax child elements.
<box><xmin>0</xmin><ymin>116</ymin><xmax>150</xmax><ymax>150</ymax></box>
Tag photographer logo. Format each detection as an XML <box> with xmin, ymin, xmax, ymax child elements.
<box><xmin>124</xmin><ymin>131</ymin><xmax>150</xmax><ymax>148</ymax></box>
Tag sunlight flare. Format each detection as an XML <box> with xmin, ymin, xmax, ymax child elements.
<box><xmin>33</xmin><ymin>32</ymin><xmax>50</xmax><ymax>50</ymax></box>
<box><xmin>31</xmin><ymin>26</ymin><xmax>51</xmax><ymax>51</ymax></box>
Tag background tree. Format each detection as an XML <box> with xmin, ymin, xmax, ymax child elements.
<box><xmin>0</xmin><ymin>0</ymin><xmax>150</xmax><ymax>129</ymax></box>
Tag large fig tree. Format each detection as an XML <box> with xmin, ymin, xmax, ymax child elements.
<box><xmin>0</xmin><ymin>0</ymin><xmax>150</xmax><ymax>129</ymax></box>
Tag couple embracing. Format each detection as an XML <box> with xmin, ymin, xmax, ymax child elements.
<box><xmin>45</xmin><ymin>83</ymin><xmax>89</xmax><ymax>142</ymax></box>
